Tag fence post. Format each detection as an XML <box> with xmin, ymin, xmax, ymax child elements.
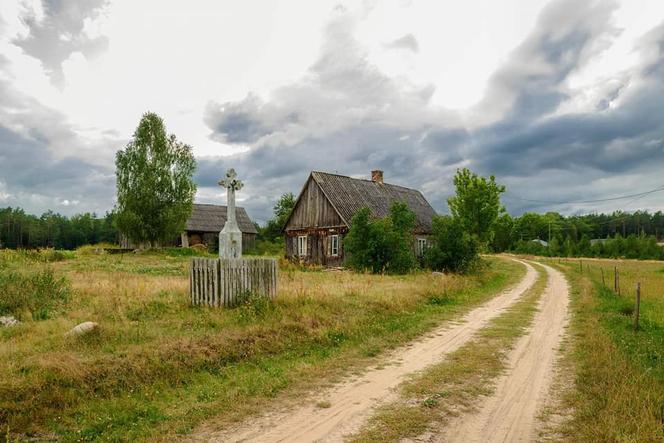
<box><xmin>601</xmin><ymin>267</ymin><xmax>605</xmax><ymax>286</ymax></box>
<box><xmin>634</xmin><ymin>282</ymin><xmax>641</xmax><ymax>331</ymax></box>
<box><xmin>579</xmin><ymin>260</ymin><xmax>583</xmax><ymax>273</ymax></box>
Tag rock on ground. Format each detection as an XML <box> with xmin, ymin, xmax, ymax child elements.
<box><xmin>0</xmin><ymin>315</ymin><xmax>19</xmax><ymax>327</ymax></box>
<box><xmin>65</xmin><ymin>321</ymin><xmax>98</xmax><ymax>337</ymax></box>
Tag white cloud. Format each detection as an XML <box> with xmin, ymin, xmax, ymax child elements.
<box><xmin>1</xmin><ymin>0</ymin><xmax>664</xmax><ymax>220</ymax></box>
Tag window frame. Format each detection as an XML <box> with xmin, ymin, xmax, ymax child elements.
<box><xmin>417</xmin><ymin>237</ymin><xmax>427</xmax><ymax>257</ymax></box>
<box><xmin>330</xmin><ymin>234</ymin><xmax>339</xmax><ymax>256</ymax></box>
<box><xmin>297</xmin><ymin>235</ymin><xmax>308</xmax><ymax>257</ymax></box>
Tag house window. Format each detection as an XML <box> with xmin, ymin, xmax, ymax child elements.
<box><xmin>330</xmin><ymin>234</ymin><xmax>339</xmax><ymax>256</ymax></box>
<box><xmin>417</xmin><ymin>238</ymin><xmax>427</xmax><ymax>257</ymax></box>
<box><xmin>298</xmin><ymin>235</ymin><xmax>308</xmax><ymax>257</ymax></box>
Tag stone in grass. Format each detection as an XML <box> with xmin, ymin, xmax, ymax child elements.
<box><xmin>0</xmin><ymin>315</ymin><xmax>19</xmax><ymax>327</ymax></box>
<box><xmin>65</xmin><ymin>321</ymin><xmax>98</xmax><ymax>337</ymax></box>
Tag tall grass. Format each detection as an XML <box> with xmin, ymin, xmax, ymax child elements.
<box><xmin>544</xmin><ymin>258</ymin><xmax>664</xmax><ymax>441</ymax></box>
<box><xmin>0</xmin><ymin>253</ymin><xmax>522</xmax><ymax>441</ymax></box>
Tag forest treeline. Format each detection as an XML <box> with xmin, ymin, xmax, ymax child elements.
<box><xmin>491</xmin><ymin>210</ymin><xmax>664</xmax><ymax>259</ymax></box>
<box><xmin>2</xmin><ymin>205</ymin><xmax>664</xmax><ymax>260</ymax></box>
<box><xmin>0</xmin><ymin>207</ymin><xmax>118</xmax><ymax>249</ymax></box>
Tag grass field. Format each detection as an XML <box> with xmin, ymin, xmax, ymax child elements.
<box><xmin>539</xmin><ymin>257</ymin><xmax>664</xmax><ymax>442</ymax></box>
<box><xmin>0</xmin><ymin>249</ymin><xmax>523</xmax><ymax>441</ymax></box>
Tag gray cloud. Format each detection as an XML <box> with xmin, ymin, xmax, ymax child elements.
<box><xmin>384</xmin><ymin>33</ymin><xmax>419</xmax><ymax>53</ymax></box>
<box><xmin>200</xmin><ymin>0</ymin><xmax>664</xmax><ymax>224</ymax></box>
<box><xmin>0</xmin><ymin>76</ymin><xmax>117</xmax><ymax>215</ymax></box>
<box><xmin>13</xmin><ymin>0</ymin><xmax>109</xmax><ymax>88</ymax></box>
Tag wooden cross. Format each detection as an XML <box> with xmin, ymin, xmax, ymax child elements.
<box><xmin>218</xmin><ymin>168</ymin><xmax>244</xmax><ymax>191</ymax></box>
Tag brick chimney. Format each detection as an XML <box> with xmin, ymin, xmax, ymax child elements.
<box><xmin>371</xmin><ymin>169</ymin><xmax>384</xmax><ymax>184</ymax></box>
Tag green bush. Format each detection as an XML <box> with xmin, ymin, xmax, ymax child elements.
<box><xmin>245</xmin><ymin>238</ymin><xmax>284</xmax><ymax>257</ymax></box>
<box><xmin>344</xmin><ymin>203</ymin><xmax>417</xmax><ymax>274</ymax></box>
<box><xmin>0</xmin><ymin>268</ymin><xmax>70</xmax><ymax>319</ymax></box>
<box><xmin>234</xmin><ymin>291</ymin><xmax>274</xmax><ymax>323</ymax></box>
<box><xmin>424</xmin><ymin>215</ymin><xmax>479</xmax><ymax>273</ymax></box>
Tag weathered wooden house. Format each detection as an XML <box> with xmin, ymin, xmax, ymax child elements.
<box><xmin>181</xmin><ymin>203</ymin><xmax>258</xmax><ymax>250</ymax></box>
<box><xmin>283</xmin><ymin>170</ymin><xmax>437</xmax><ymax>266</ymax></box>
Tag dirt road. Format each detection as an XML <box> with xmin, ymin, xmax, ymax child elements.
<box><xmin>442</xmin><ymin>262</ymin><xmax>570</xmax><ymax>443</ymax></box>
<box><xmin>191</xmin><ymin>259</ymin><xmax>537</xmax><ymax>443</ymax></box>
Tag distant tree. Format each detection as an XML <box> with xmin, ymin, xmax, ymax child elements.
<box><xmin>261</xmin><ymin>193</ymin><xmax>296</xmax><ymax>241</ymax></box>
<box><xmin>424</xmin><ymin>215</ymin><xmax>479</xmax><ymax>273</ymax></box>
<box><xmin>447</xmin><ymin>168</ymin><xmax>505</xmax><ymax>246</ymax></box>
<box><xmin>344</xmin><ymin>202</ymin><xmax>416</xmax><ymax>274</ymax></box>
<box><xmin>115</xmin><ymin>112</ymin><xmax>196</xmax><ymax>248</ymax></box>
<box><xmin>491</xmin><ymin>213</ymin><xmax>515</xmax><ymax>252</ymax></box>
<box><xmin>577</xmin><ymin>234</ymin><xmax>591</xmax><ymax>257</ymax></box>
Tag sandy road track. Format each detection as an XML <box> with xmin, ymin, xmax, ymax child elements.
<box><xmin>190</xmin><ymin>259</ymin><xmax>537</xmax><ymax>443</ymax></box>
<box><xmin>443</xmin><ymin>262</ymin><xmax>570</xmax><ymax>443</ymax></box>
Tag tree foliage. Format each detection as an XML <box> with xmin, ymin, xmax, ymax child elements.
<box><xmin>0</xmin><ymin>207</ymin><xmax>117</xmax><ymax>249</ymax></box>
<box><xmin>424</xmin><ymin>215</ymin><xmax>479</xmax><ymax>273</ymax></box>
<box><xmin>344</xmin><ymin>202</ymin><xmax>417</xmax><ymax>274</ymax></box>
<box><xmin>260</xmin><ymin>192</ymin><xmax>296</xmax><ymax>242</ymax></box>
<box><xmin>447</xmin><ymin>168</ymin><xmax>505</xmax><ymax>245</ymax></box>
<box><xmin>115</xmin><ymin>112</ymin><xmax>196</xmax><ymax>247</ymax></box>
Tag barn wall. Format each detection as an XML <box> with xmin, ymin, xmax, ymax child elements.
<box><xmin>242</xmin><ymin>233</ymin><xmax>256</xmax><ymax>251</ymax></box>
<box><xmin>285</xmin><ymin>228</ymin><xmax>346</xmax><ymax>267</ymax></box>
<box><xmin>285</xmin><ymin>177</ymin><xmax>344</xmax><ymax>230</ymax></box>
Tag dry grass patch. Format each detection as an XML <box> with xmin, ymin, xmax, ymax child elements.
<box><xmin>539</xmin><ymin>258</ymin><xmax>664</xmax><ymax>442</ymax></box>
<box><xmin>0</xmin><ymin>252</ymin><xmax>522</xmax><ymax>441</ymax></box>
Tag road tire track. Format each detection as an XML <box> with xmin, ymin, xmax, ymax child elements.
<box><xmin>189</xmin><ymin>259</ymin><xmax>537</xmax><ymax>443</ymax></box>
<box><xmin>442</xmin><ymin>262</ymin><xmax>570</xmax><ymax>443</ymax></box>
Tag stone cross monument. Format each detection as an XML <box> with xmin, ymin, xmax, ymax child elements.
<box><xmin>218</xmin><ymin>168</ymin><xmax>244</xmax><ymax>259</ymax></box>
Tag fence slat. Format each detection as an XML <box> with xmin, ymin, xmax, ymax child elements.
<box><xmin>190</xmin><ymin>257</ymin><xmax>277</xmax><ymax>307</ymax></box>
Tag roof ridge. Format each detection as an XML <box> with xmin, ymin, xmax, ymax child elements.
<box><xmin>193</xmin><ymin>202</ymin><xmax>248</xmax><ymax>210</ymax></box>
<box><xmin>311</xmin><ymin>170</ymin><xmax>421</xmax><ymax>193</ymax></box>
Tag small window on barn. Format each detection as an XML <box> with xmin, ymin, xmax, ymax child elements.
<box><xmin>330</xmin><ymin>234</ymin><xmax>339</xmax><ymax>256</ymax></box>
<box><xmin>298</xmin><ymin>235</ymin><xmax>308</xmax><ymax>257</ymax></box>
<box><xmin>417</xmin><ymin>238</ymin><xmax>427</xmax><ymax>257</ymax></box>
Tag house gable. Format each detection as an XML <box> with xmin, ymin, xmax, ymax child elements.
<box><xmin>284</xmin><ymin>175</ymin><xmax>345</xmax><ymax>231</ymax></box>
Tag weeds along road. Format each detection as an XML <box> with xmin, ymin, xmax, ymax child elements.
<box><xmin>442</xmin><ymin>262</ymin><xmax>570</xmax><ymax>443</ymax></box>
<box><xmin>191</xmin><ymin>259</ymin><xmax>538</xmax><ymax>443</ymax></box>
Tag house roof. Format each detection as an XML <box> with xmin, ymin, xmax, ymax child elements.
<box><xmin>310</xmin><ymin>171</ymin><xmax>437</xmax><ymax>233</ymax></box>
<box><xmin>185</xmin><ymin>203</ymin><xmax>258</xmax><ymax>234</ymax></box>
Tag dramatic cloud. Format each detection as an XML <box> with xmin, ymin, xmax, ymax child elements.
<box><xmin>13</xmin><ymin>0</ymin><xmax>109</xmax><ymax>88</ymax></box>
<box><xmin>0</xmin><ymin>74</ymin><xmax>117</xmax><ymax>214</ymax></box>
<box><xmin>1</xmin><ymin>0</ymin><xmax>663</xmax><ymax>222</ymax></box>
<box><xmin>202</xmin><ymin>0</ymin><xmax>664</xmax><ymax>222</ymax></box>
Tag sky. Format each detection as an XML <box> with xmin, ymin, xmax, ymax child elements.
<box><xmin>1</xmin><ymin>0</ymin><xmax>664</xmax><ymax>223</ymax></box>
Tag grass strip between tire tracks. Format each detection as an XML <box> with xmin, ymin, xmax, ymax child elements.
<box><xmin>350</xmin><ymin>262</ymin><xmax>548</xmax><ymax>442</ymax></box>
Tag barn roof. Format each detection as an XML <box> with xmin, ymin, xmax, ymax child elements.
<box><xmin>310</xmin><ymin>171</ymin><xmax>437</xmax><ymax>233</ymax></box>
<box><xmin>185</xmin><ymin>203</ymin><xmax>258</xmax><ymax>234</ymax></box>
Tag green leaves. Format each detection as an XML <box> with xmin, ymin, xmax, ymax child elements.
<box><xmin>447</xmin><ymin>168</ymin><xmax>505</xmax><ymax>246</ymax></box>
<box><xmin>115</xmin><ymin>112</ymin><xmax>197</xmax><ymax>246</ymax></box>
<box><xmin>345</xmin><ymin>202</ymin><xmax>417</xmax><ymax>274</ymax></box>
<box><xmin>424</xmin><ymin>215</ymin><xmax>479</xmax><ymax>273</ymax></box>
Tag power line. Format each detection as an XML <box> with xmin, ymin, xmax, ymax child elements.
<box><xmin>504</xmin><ymin>185</ymin><xmax>664</xmax><ymax>205</ymax></box>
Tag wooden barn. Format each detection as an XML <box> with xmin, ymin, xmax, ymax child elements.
<box><xmin>283</xmin><ymin>170</ymin><xmax>437</xmax><ymax>266</ymax></box>
<box><xmin>180</xmin><ymin>203</ymin><xmax>258</xmax><ymax>250</ymax></box>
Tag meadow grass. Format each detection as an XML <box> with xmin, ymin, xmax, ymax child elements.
<box><xmin>537</xmin><ymin>257</ymin><xmax>664</xmax><ymax>442</ymax></box>
<box><xmin>350</xmin><ymin>263</ymin><xmax>548</xmax><ymax>442</ymax></box>
<box><xmin>0</xmin><ymin>250</ymin><xmax>522</xmax><ymax>441</ymax></box>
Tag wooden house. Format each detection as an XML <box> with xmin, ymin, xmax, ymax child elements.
<box><xmin>283</xmin><ymin>170</ymin><xmax>437</xmax><ymax>266</ymax></box>
<box><xmin>180</xmin><ymin>203</ymin><xmax>258</xmax><ymax>250</ymax></box>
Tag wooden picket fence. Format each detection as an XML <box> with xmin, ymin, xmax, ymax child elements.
<box><xmin>190</xmin><ymin>257</ymin><xmax>278</xmax><ymax>307</ymax></box>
